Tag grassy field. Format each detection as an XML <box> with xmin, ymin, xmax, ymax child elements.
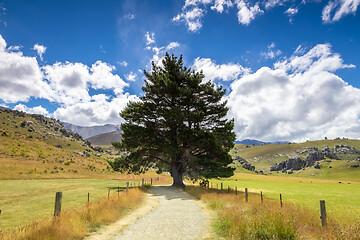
<box><xmin>1</xmin><ymin>188</ymin><xmax>145</xmax><ymax>240</ymax></box>
<box><xmin>0</xmin><ymin>179</ymin><xmax>134</xmax><ymax>230</ymax></box>
<box><xmin>209</xmin><ymin>173</ymin><xmax>360</xmax><ymax>221</ymax></box>
<box><xmin>187</xmin><ymin>186</ymin><xmax>360</xmax><ymax>239</ymax></box>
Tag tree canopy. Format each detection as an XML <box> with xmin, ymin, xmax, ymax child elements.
<box><xmin>109</xmin><ymin>53</ymin><xmax>235</xmax><ymax>187</ymax></box>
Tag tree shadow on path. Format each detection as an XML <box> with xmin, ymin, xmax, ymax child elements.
<box><xmin>148</xmin><ymin>185</ymin><xmax>196</xmax><ymax>201</ymax></box>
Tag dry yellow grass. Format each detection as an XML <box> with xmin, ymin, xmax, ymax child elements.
<box><xmin>186</xmin><ymin>186</ymin><xmax>360</xmax><ymax>240</ymax></box>
<box><xmin>0</xmin><ymin>188</ymin><xmax>145</xmax><ymax>240</ymax></box>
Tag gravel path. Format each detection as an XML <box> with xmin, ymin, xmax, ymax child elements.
<box><xmin>112</xmin><ymin>186</ymin><xmax>211</xmax><ymax>240</ymax></box>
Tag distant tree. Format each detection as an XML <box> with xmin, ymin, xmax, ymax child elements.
<box><xmin>109</xmin><ymin>53</ymin><xmax>235</xmax><ymax>187</ymax></box>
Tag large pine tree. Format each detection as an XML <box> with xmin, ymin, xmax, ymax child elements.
<box><xmin>109</xmin><ymin>53</ymin><xmax>235</xmax><ymax>187</ymax></box>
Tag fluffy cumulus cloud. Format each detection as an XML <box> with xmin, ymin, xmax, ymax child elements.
<box><xmin>54</xmin><ymin>93</ymin><xmax>138</xmax><ymax>126</ymax></box>
<box><xmin>42</xmin><ymin>60</ymin><xmax>128</xmax><ymax>106</ymax></box>
<box><xmin>322</xmin><ymin>0</ymin><xmax>360</xmax><ymax>23</ymax></box>
<box><xmin>172</xmin><ymin>7</ymin><xmax>205</xmax><ymax>32</ymax></box>
<box><xmin>0</xmin><ymin>34</ymin><xmax>137</xmax><ymax>126</ymax></box>
<box><xmin>193</xmin><ymin>57</ymin><xmax>250</xmax><ymax>81</ymax></box>
<box><xmin>0</xmin><ymin>35</ymin><xmax>53</xmax><ymax>103</ymax></box>
<box><xmin>32</xmin><ymin>44</ymin><xmax>46</xmax><ymax>60</ymax></box>
<box><xmin>174</xmin><ymin>0</ymin><xmax>359</xmax><ymax>31</ymax></box>
<box><xmin>235</xmin><ymin>0</ymin><xmax>263</xmax><ymax>25</ymax></box>
<box><xmin>14</xmin><ymin>104</ymin><xmax>50</xmax><ymax>116</ymax></box>
<box><xmin>227</xmin><ymin>43</ymin><xmax>360</xmax><ymax>142</ymax></box>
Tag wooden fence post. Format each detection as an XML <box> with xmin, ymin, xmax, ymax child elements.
<box><xmin>245</xmin><ymin>188</ymin><xmax>248</xmax><ymax>202</ymax></box>
<box><xmin>280</xmin><ymin>194</ymin><xmax>283</xmax><ymax>207</ymax></box>
<box><xmin>235</xmin><ymin>187</ymin><xmax>237</xmax><ymax>195</ymax></box>
<box><xmin>320</xmin><ymin>200</ymin><xmax>327</xmax><ymax>227</ymax></box>
<box><xmin>151</xmin><ymin>178</ymin><xmax>153</xmax><ymax>185</ymax></box>
<box><xmin>54</xmin><ymin>192</ymin><xmax>62</xmax><ymax>217</ymax></box>
<box><xmin>142</xmin><ymin>178</ymin><xmax>144</xmax><ymax>187</ymax></box>
<box><xmin>88</xmin><ymin>192</ymin><xmax>90</xmax><ymax>204</ymax></box>
<box><xmin>126</xmin><ymin>182</ymin><xmax>129</xmax><ymax>192</ymax></box>
<box><xmin>221</xmin><ymin>182</ymin><xmax>223</xmax><ymax>191</ymax></box>
<box><xmin>227</xmin><ymin>186</ymin><xmax>230</xmax><ymax>193</ymax></box>
<box><xmin>261</xmin><ymin>191</ymin><xmax>263</xmax><ymax>204</ymax></box>
<box><xmin>108</xmin><ymin>189</ymin><xmax>110</xmax><ymax>198</ymax></box>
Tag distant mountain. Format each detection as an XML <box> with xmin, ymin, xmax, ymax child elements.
<box><xmin>235</xmin><ymin>139</ymin><xmax>290</xmax><ymax>145</ymax></box>
<box><xmin>62</xmin><ymin>122</ymin><xmax>121</xmax><ymax>139</ymax></box>
<box><xmin>86</xmin><ymin>130</ymin><xmax>123</xmax><ymax>146</ymax></box>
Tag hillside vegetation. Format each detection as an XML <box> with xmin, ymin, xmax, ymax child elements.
<box><xmin>230</xmin><ymin>139</ymin><xmax>360</xmax><ymax>180</ymax></box>
<box><xmin>0</xmin><ymin>108</ymin><xmax>165</xmax><ymax>180</ymax></box>
<box><xmin>0</xmin><ymin>108</ymin><xmax>126</xmax><ymax>179</ymax></box>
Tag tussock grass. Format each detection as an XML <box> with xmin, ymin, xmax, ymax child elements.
<box><xmin>186</xmin><ymin>186</ymin><xmax>360</xmax><ymax>240</ymax></box>
<box><xmin>0</xmin><ymin>188</ymin><xmax>145</xmax><ymax>240</ymax></box>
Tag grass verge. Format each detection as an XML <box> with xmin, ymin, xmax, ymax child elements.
<box><xmin>0</xmin><ymin>188</ymin><xmax>145</xmax><ymax>240</ymax></box>
<box><xmin>186</xmin><ymin>186</ymin><xmax>360</xmax><ymax>240</ymax></box>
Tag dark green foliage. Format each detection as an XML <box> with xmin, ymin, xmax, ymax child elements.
<box><xmin>109</xmin><ymin>53</ymin><xmax>236</xmax><ymax>186</ymax></box>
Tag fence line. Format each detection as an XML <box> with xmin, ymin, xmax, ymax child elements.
<box><xmin>199</xmin><ymin>181</ymin><xmax>328</xmax><ymax>227</ymax></box>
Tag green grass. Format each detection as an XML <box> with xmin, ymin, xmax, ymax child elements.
<box><xmin>210</xmin><ymin>173</ymin><xmax>360</xmax><ymax>221</ymax></box>
<box><xmin>0</xmin><ymin>179</ymin><xmax>136</xmax><ymax>230</ymax></box>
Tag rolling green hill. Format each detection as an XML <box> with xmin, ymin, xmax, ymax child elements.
<box><xmin>0</xmin><ymin>108</ymin><xmax>122</xmax><ymax>179</ymax></box>
<box><xmin>230</xmin><ymin>139</ymin><xmax>360</xmax><ymax>180</ymax></box>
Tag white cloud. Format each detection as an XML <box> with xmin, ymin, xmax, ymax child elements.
<box><xmin>322</xmin><ymin>0</ymin><xmax>359</xmax><ymax>23</ymax></box>
<box><xmin>54</xmin><ymin>93</ymin><xmax>138</xmax><ymax>126</ymax></box>
<box><xmin>265</xmin><ymin>0</ymin><xmax>288</xmax><ymax>9</ymax></box>
<box><xmin>285</xmin><ymin>7</ymin><xmax>298</xmax><ymax>16</ymax></box>
<box><xmin>211</xmin><ymin>0</ymin><xmax>234</xmax><ymax>12</ymax></box>
<box><xmin>0</xmin><ymin>34</ymin><xmax>136</xmax><ymax>127</ymax></box>
<box><xmin>32</xmin><ymin>43</ymin><xmax>46</xmax><ymax>61</ymax></box>
<box><xmin>42</xmin><ymin>62</ymin><xmax>92</xmax><ymax>106</ymax></box>
<box><xmin>14</xmin><ymin>104</ymin><xmax>50</xmax><ymax>116</ymax></box>
<box><xmin>0</xmin><ymin>103</ymin><xmax>8</xmax><ymax>108</ymax></box>
<box><xmin>174</xmin><ymin>0</ymin><xmax>359</xmax><ymax>30</ymax></box>
<box><xmin>145</xmin><ymin>32</ymin><xmax>155</xmax><ymax>45</ymax></box>
<box><xmin>235</xmin><ymin>0</ymin><xmax>263</xmax><ymax>25</ymax></box>
<box><xmin>173</xmin><ymin>0</ymin><xmax>263</xmax><ymax>31</ymax></box>
<box><xmin>261</xmin><ymin>42</ymin><xmax>282</xmax><ymax>59</ymax></box>
<box><xmin>193</xmin><ymin>57</ymin><xmax>251</xmax><ymax>81</ymax></box>
<box><xmin>89</xmin><ymin>61</ymin><xmax>128</xmax><ymax>92</ymax></box>
<box><xmin>227</xmin><ymin>43</ymin><xmax>360</xmax><ymax>142</ymax></box>
<box><xmin>146</xmin><ymin>38</ymin><xmax>181</xmax><ymax>67</ymax></box>
<box><xmin>0</xmin><ymin>35</ymin><xmax>53</xmax><ymax>103</ymax></box>
<box><xmin>7</xmin><ymin>45</ymin><xmax>21</xmax><ymax>51</ymax></box>
<box><xmin>43</xmin><ymin>60</ymin><xmax>128</xmax><ymax>106</ymax></box>
<box><xmin>166</xmin><ymin>42</ymin><xmax>180</xmax><ymax>50</ymax></box>
<box><xmin>285</xmin><ymin>7</ymin><xmax>299</xmax><ymax>22</ymax></box>
<box><xmin>118</xmin><ymin>60</ymin><xmax>128</xmax><ymax>67</ymax></box>
<box><xmin>172</xmin><ymin>7</ymin><xmax>205</xmax><ymax>32</ymax></box>
<box><xmin>125</xmin><ymin>71</ymin><xmax>137</xmax><ymax>82</ymax></box>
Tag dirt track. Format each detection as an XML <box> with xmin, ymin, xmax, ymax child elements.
<box><xmin>84</xmin><ymin>186</ymin><xmax>213</xmax><ymax>240</ymax></box>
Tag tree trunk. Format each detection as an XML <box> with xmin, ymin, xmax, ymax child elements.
<box><xmin>170</xmin><ymin>160</ymin><xmax>185</xmax><ymax>188</ymax></box>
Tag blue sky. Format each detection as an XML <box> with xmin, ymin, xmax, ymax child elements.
<box><xmin>0</xmin><ymin>0</ymin><xmax>360</xmax><ymax>142</ymax></box>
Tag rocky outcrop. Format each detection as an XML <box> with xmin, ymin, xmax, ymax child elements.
<box><xmin>242</xmin><ymin>163</ymin><xmax>255</xmax><ymax>171</ymax></box>
<box><xmin>270</xmin><ymin>158</ymin><xmax>304</xmax><ymax>171</ymax></box>
<box><xmin>270</xmin><ymin>146</ymin><xmax>343</xmax><ymax>172</ymax></box>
